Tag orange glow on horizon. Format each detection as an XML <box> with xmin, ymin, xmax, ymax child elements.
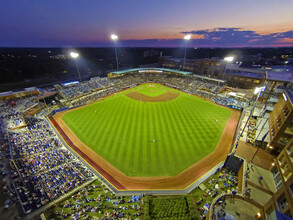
<box><xmin>279</xmin><ymin>38</ymin><xmax>293</xmax><ymax>43</ymax></box>
<box><xmin>246</xmin><ymin>23</ymin><xmax>293</xmax><ymax>35</ymax></box>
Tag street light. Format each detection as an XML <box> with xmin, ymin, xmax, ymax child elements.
<box><xmin>223</xmin><ymin>56</ymin><xmax>234</xmax><ymax>79</ymax></box>
<box><xmin>183</xmin><ymin>34</ymin><xmax>191</xmax><ymax>71</ymax></box>
<box><xmin>70</xmin><ymin>52</ymin><xmax>81</xmax><ymax>82</ymax></box>
<box><xmin>110</xmin><ymin>34</ymin><xmax>119</xmax><ymax>70</ymax></box>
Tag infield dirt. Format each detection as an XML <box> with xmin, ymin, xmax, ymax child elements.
<box><xmin>126</xmin><ymin>91</ymin><xmax>179</xmax><ymax>102</ymax></box>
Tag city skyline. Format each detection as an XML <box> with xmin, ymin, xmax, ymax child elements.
<box><xmin>1</xmin><ymin>0</ymin><xmax>293</xmax><ymax>47</ymax></box>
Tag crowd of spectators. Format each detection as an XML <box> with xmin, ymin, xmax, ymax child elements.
<box><xmin>58</xmin><ymin>77</ymin><xmax>114</xmax><ymax>100</ymax></box>
<box><xmin>47</xmin><ymin>179</ymin><xmax>142</xmax><ymax>220</ymax></box>
<box><xmin>9</xmin><ymin>118</ymin><xmax>59</xmax><ymax>158</ymax></box>
<box><xmin>1</xmin><ymin>113</ymin><xmax>25</xmax><ymax>129</ymax></box>
<box><xmin>109</xmin><ymin>72</ymin><xmax>224</xmax><ymax>100</ymax></box>
<box><xmin>4</xmin><ymin>117</ymin><xmax>94</xmax><ymax>214</ymax></box>
<box><xmin>192</xmin><ymin>168</ymin><xmax>238</xmax><ymax>219</ymax></box>
<box><xmin>213</xmin><ymin>95</ymin><xmax>248</xmax><ymax>108</ymax></box>
<box><xmin>54</xmin><ymin>72</ymin><xmax>226</xmax><ymax>108</ymax></box>
<box><xmin>0</xmin><ymin>96</ymin><xmax>37</xmax><ymax>118</ymax></box>
<box><xmin>14</xmin><ymin>163</ymin><xmax>88</xmax><ymax>214</ymax></box>
<box><xmin>13</xmin><ymin>149</ymin><xmax>73</xmax><ymax>178</ymax></box>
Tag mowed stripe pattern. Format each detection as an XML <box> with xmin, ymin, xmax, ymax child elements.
<box><xmin>62</xmin><ymin>84</ymin><xmax>231</xmax><ymax>177</ymax></box>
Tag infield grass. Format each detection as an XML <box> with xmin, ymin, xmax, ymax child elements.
<box><xmin>62</xmin><ymin>83</ymin><xmax>231</xmax><ymax>177</ymax></box>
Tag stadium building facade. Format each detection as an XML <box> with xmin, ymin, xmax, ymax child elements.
<box><xmin>264</xmin><ymin>138</ymin><xmax>293</xmax><ymax>218</ymax></box>
<box><xmin>159</xmin><ymin>56</ymin><xmax>225</xmax><ymax>79</ymax></box>
<box><xmin>159</xmin><ymin>56</ymin><xmax>292</xmax><ymax>89</ymax></box>
<box><xmin>268</xmin><ymin>90</ymin><xmax>293</xmax><ymax>155</ymax></box>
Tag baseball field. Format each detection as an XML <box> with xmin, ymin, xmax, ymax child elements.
<box><xmin>61</xmin><ymin>83</ymin><xmax>232</xmax><ymax>177</ymax></box>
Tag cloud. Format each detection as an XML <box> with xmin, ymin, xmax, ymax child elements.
<box><xmin>118</xmin><ymin>28</ymin><xmax>293</xmax><ymax>47</ymax></box>
<box><xmin>180</xmin><ymin>28</ymin><xmax>293</xmax><ymax>47</ymax></box>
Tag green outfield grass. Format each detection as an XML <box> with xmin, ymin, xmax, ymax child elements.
<box><xmin>62</xmin><ymin>83</ymin><xmax>231</xmax><ymax>177</ymax></box>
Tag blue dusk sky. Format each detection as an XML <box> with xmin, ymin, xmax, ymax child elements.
<box><xmin>0</xmin><ymin>0</ymin><xmax>293</xmax><ymax>47</ymax></box>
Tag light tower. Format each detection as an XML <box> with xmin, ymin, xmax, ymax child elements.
<box><xmin>183</xmin><ymin>34</ymin><xmax>191</xmax><ymax>71</ymax></box>
<box><xmin>70</xmin><ymin>52</ymin><xmax>81</xmax><ymax>82</ymax></box>
<box><xmin>111</xmin><ymin>34</ymin><xmax>119</xmax><ymax>70</ymax></box>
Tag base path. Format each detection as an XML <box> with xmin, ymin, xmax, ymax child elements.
<box><xmin>51</xmin><ymin>92</ymin><xmax>241</xmax><ymax>191</ymax></box>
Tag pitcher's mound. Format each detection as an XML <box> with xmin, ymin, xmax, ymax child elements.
<box><xmin>126</xmin><ymin>91</ymin><xmax>179</xmax><ymax>102</ymax></box>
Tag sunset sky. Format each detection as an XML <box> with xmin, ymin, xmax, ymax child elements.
<box><xmin>1</xmin><ymin>0</ymin><xmax>293</xmax><ymax>47</ymax></box>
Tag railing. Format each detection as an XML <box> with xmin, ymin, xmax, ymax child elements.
<box><xmin>207</xmin><ymin>193</ymin><xmax>265</xmax><ymax>220</ymax></box>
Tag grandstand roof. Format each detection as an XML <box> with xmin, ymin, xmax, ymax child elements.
<box><xmin>228</xmin><ymin>71</ymin><xmax>264</xmax><ymax>79</ymax></box>
<box><xmin>111</xmin><ymin>68</ymin><xmax>192</xmax><ymax>76</ymax></box>
<box><xmin>0</xmin><ymin>91</ymin><xmax>13</xmax><ymax>97</ymax></box>
<box><xmin>192</xmin><ymin>74</ymin><xmax>225</xmax><ymax>83</ymax></box>
<box><xmin>266</xmin><ymin>71</ymin><xmax>292</xmax><ymax>82</ymax></box>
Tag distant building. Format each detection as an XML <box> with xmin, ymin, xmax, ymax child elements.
<box><xmin>241</xmin><ymin>53</ymin><xmax>262</xmax><ymax>63</ymax></box>
<box><xmin>159</xmin><ymin>56</ymin><xmax>293</xmax><ymax>89</ymax></box>
<box><xmin>198</xmin><ymin>58</ymin><xmax>225</xmax><ymax>78</ymax></box>
<box><xmin>143</xmin><ymin>49</ymin><xmax>162</xmax><ymax>58</ymax></box>
<box><xmin>225</xmin><ymin>66</ymin><xmax>266</xmax><ymax>88</ymax></box>
<box><xmin>160</xmin><ymin>56</ymin><xmax>267</xmax><ymax>88</ymax></box>
<box><xmin>159</xmin><ymin>56</ymin><xmax>181</xmax><ymax>70</ymax></box>
<box><xmin>159</xmin><ymin>56</ymin><xmax>226</xmax><ymax>78</ymax></box>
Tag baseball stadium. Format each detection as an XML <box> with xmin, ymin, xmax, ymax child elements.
<box><xmin>50</xmin><ymin>68</ymin><xmax>241</xmax><ymax>192</ymax></box>
<box><xmin>2</xmin><ymin>66</ymin><xmax>291</xmax><ymax>219</ymax></box>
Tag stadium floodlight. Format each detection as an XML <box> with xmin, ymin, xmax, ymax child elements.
<box><xmin>183</xmin><ymin>34</ymin><xmax>191</xmax><ymax>71</ymax></box>
<box><xmin>110</xmin><ymin>34</ymin><xmax>119</xmax><ymax>70</ymax></box>
<box><xmin>184</xmin><ymin>34</ymin><xmax>191</xmax><ymax>40</ymax></box>
<box><xmin>70</xmin><ymin>52</ymin><xmax>79</xmax><ymax>59</ymax></box>
<box><xmin>70</xmin><ymin>51</ymin><xmax>81</xmax><ymax>82</ymax></box>
<box><xmin>111</xmin><ymin>34</ymin><xmax>118</xmax><ymax>41</ymax></box>
<box><xmin>224</xmin><ymin>56</ymin><xmax>234</xmax><ymax>62</ymax></box>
